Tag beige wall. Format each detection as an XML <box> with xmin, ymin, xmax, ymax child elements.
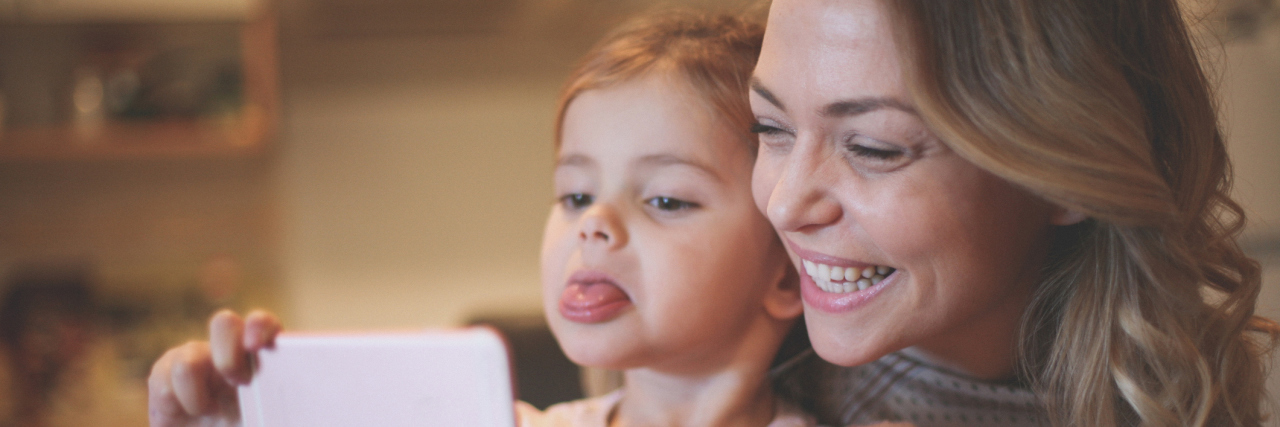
<box><xmin>274</xmin><ymin>27</ymin><xmax>588</xmax><ymax>329</ymax></box>
<box><xmin>1217</xmin><ymin>26</ymin><xmax>1280</xmax><ymax>425</ymax></box>
<box><xmin>1220</xmin><ymin>32</ymin><xmax>1280</xmax><ymax>239</ymax></box>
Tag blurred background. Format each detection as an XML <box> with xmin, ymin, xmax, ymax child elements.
<box><xmin>0</xmin><ymin>0</ymin><xmax>1275</xmax><ymax>425</ymax></box>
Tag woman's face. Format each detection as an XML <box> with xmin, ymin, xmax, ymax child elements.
<box><xmin>751</xmin><ymin>0</ymin><xmax>1060</xmax><ymax>376</ymax></box>
<box><xmin>542</xmin><ymin>73</ymin><xmax>795</xmax><ymax>373</ymax></box>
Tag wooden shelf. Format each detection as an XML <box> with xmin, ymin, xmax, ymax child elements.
<box><xmin>0</xmin><ymin>109</ymin><xmax>269</xmax><ymax>161</ymax></box>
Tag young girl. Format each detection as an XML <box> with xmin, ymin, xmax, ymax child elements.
<box><xmin>148</xmin><ymin>12</ymin><xmax>822</xmax><ymax>427</ymax></box>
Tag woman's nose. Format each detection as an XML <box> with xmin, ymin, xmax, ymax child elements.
<box><xmin>578</xmin><ymin>204</ymin><xmax>628</xmax><ymax>249</ymax></box>
<box><xmin>765</xmin><ymin>148</ymin><xmax>843</xmax><ymax>233</ymax></box>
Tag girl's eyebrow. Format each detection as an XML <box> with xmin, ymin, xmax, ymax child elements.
<box><xmin>556</xmin><ymin>153</ymin><xmax>595</xmax><ymax>168</ymax></box>
<box><xmin>635</xmin><ymin>154</ymin><xmax>723</xmax><ymax>182</ymax></box>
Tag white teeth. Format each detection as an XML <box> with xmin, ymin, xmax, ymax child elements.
<box><xmin>804</xmin><ymin>260</ymin><xmax>896</xmax><ymax>294</ymax></box>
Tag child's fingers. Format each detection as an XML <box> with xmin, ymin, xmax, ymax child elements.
<box><xmin>210</xmin><ymin>310</ymin><xmax>251</xmax><ymax>385</ymax></box>
<box><xmin>166</xmin><ymin>341</ymin><xmax>220</xmax><ymax>416</ymax></box>
<box><xmin>243</xmin><ymin>309</ymin><xmax>283</xmax><ymax>351</ymax></box>
<box><xmin>148</xmin><ymin>347</ymin><xmax>188</xmax><ymax>426</ymax></box>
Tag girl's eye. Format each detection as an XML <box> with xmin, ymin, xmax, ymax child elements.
<box><xmin>559</xmin><ymin>193</ymin><xmax>593</xmax><ymax>210</ymax></box>
<box><xmin>646</xmin><ymin>196</ymin><xmax>698</xmax><ymax>211</ymax></box>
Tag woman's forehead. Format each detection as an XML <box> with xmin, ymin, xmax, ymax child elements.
<box><xmin>758</xmin><ymin>0</ymin><xmax>906</xmax><ymax>108</ymax></box>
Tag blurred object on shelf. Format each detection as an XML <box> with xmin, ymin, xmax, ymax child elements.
<box><xmin>70</xmin><ymin>67</ymin><xmax>105</xmax><ymax>139</ymax></box>
<box><xmin>1218</xmin><ymin>0</ymin><xmax>1278</xmax><ymax>40</ymax></box>
<box><xmin>0</xmin><ymin>14</ymin><xmax>276</xmax><ymax>161</ymax></box>
<box><xmin>1185</xmin><ymin>0</ymin><xmax>1280</xmax><ymax>41</ymax></box>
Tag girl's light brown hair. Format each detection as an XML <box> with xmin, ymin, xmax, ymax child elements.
<box><xmin>553</xmin><ymin>11</ymin><xmax>764</xmax><ymax>148</ymax></box>
<box><xmin>884</xmin><ymin>0</ymin><xmax>1279</xmax><ymax>425</ymax></box>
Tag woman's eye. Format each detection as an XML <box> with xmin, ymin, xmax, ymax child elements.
<box><xmin>845</xmin><ymin>143</ymin><xmax>904</xmax><ymax>161</ymax></box>
<box><xmin>646</xmin><ymin>196</ymin><xmax>698</xmax><ymax>211</ymax></box>
<box><xmin>559</xmin><ymin>193</ymin><xmax>593</xmax><ymax>210</ymax></box>
<box><xmin>750</xmin><ymin>122</ymin><xmax>786</xmax><ymax>135</ymax></box>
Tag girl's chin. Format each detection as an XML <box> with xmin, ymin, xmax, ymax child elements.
<box><xmin>553</xmin><ymin>332</ymin><xmax>641</xmax><ymax>370</ymax></box>
<box><xmin>561</xmin><ymin>347</ymin><xmax>634</xmax><ymax>370</ymax></box>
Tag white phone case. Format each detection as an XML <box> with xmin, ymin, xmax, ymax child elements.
<box><xmin>237</xmin><ymin>327</ymin><xmax>516</xmax><ymax>427</ymax></box>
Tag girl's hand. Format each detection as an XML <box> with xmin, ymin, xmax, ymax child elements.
<box><xmin>148</xmin><ymin>309</ymin><xmax>282</xmax><ymax>427</ymax></box>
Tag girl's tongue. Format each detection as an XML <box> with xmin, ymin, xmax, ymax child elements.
<box><xmin>559</xmin><ymin>282</ymin><xmax>631</xmax><ymax>324</ymax></box>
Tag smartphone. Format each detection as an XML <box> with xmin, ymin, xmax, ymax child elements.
<box><xmin>237</xmin><ymin>327</ymin><xmax>515</xmax><ymax>427</ymax></box>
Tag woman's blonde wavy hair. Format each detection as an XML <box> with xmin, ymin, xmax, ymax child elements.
<box><xmin>884</xmin><ymin>0</ymin><xmax>1279</xmax><ymax>425</ymax></box>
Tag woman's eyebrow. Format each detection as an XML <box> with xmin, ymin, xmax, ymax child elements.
<box><xmin>750</xmin><ymin>77</ymin><xmax>786</xmax><ymax>112</ymax></box>
<box><xmin>821</xmin><ymin>97</ymin><xmax>917</xmax><ymax>117</ymax></box>
<box><xmin>751</xmin><ymin>77</ymin><xmax>916</xmax><ymax>118</ymax></box>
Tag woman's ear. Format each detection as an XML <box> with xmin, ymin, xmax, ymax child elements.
<box><xmin>1050</xmin><ymin>205</ymin><xmax>1088</xmax><ymax>226</ymax></box>
<box><xmin>763</xmin><ymin>263</ymin><xmax>804</xmax><ymax>321</ymax></box>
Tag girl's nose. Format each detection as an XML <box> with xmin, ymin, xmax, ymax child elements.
<box><xmin>578</xmin><ymin>204</ymin><xmax>628</xmax><ymax>249</ymax></box>
<box><xmin>765</xmin><ymin>146</ymin><xmax>843</xmax><ymax>233</ymax></box>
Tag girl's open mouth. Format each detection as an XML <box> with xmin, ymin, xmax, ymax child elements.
<box><xmin>558</xmin><ymin>271</ymin><xmax>632</xmax><ymax>323</ymax></box>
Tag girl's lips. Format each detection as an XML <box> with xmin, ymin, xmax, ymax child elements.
<box><xmin>558</xmin><ymin>271</ymin><xmax>632</xmax><ymax>323</ymax></box>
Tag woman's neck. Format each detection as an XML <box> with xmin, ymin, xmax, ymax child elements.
<box><xmin>908</xmin><ymin>277</ymin><xmax>1034</xmax><ymax>382</ymax></box>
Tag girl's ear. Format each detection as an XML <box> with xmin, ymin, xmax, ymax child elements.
<box><xmin>763</xmin><ymin>263</ymin><xmax>804</xmax><ymax>321</ymax></box>
<box><xmin>1050</xmin><ymin>205</ymin><xmax>1087</xmax><ymax>226</ymax></box>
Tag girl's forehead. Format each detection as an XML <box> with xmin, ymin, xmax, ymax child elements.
<box><xmin>557</xmin><ymin>76</ymin><xmax>754</xmax><ymax>172</ymax></box>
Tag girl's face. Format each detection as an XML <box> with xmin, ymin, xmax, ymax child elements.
<box><xmin>542</xmin><ymin>73</ymin><xmax>795</xmax><ymax>373</ymax></box>
<box><xmin>750</xmin><ymin>0</ymin><xmax>1062</xmax><ymax>374</ymax></box>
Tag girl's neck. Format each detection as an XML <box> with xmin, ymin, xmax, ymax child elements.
<box><xmin>612</xmin><ymin>364</ymin><xmax>777</xmax><ymax>427</ymax></box>
<box><xmin>609</xmin><ymin>317</ymin><xmax>792</xmax><ymax>427</ymax></box>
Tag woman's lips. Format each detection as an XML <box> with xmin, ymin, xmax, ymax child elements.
<box><xmin>784</xmin><ymin>239</ymin><xmax>897</xmax><ymax>313</ymax></box>
<box><xmin>558</xmin><ymin>271</ymin><xmax>632</xmax><ymax>323</ymax></box>
<box><xmin>800</xmin><ymin>267</ymin><xmax>895</xmax><ymax>313</ymax></box>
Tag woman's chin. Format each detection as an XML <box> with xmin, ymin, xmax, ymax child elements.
<box><xmin>807</xmin><ymin>322</ymin><xmax>892</xmax><ymax>367</ymax></box>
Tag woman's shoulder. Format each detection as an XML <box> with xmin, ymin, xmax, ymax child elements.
<box><xmin>515</xmin><ymin>390</ymin><xmax>624</xmax><ymax>427</ymax></box>
<box><xmin>776</xmin><ymin>352</ymin><xmax>1048</xmax><ymax>427</ymax></box>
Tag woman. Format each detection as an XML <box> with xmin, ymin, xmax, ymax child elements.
<box><xmin>751</xmin><ymin>0</ymin><xmax>1278</xmax><ymax>426</ymax></box>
